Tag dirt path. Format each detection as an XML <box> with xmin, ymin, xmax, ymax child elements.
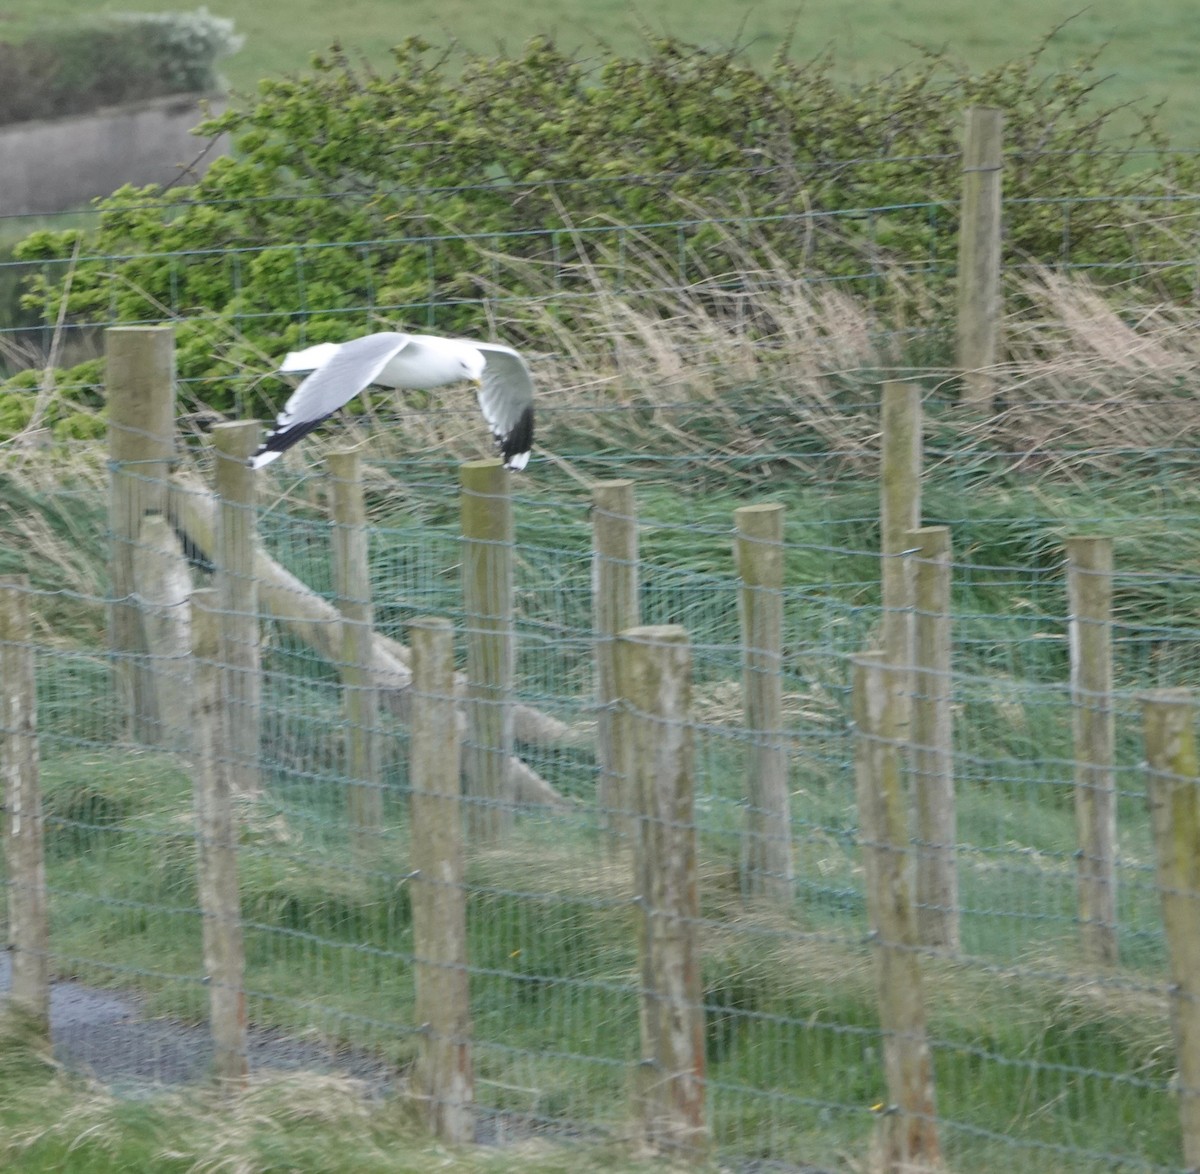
<box><xmin>0</xmin><ymin>951</ymin><xmax>393</xmax><ymax>1094</ymax></box>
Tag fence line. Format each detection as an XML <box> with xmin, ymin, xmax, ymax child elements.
<box><xmin>7</xmin><ymin>318</ymin><xmax>1200</xmax><ymax>1171</ymax></box>
<box><xmin>10</xmin><ymin>113</ymin><xmax>1200</xmax><ymax>399</ymax></box>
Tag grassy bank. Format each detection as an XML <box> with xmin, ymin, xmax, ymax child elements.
<box><xmin>0</xmin><ymin>1011</ymin><xmax>674</xmax><ymax>1174</ymax></box>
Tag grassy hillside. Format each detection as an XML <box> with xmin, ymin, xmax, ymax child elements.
<box><xmin>2</xmin><ymin>0</ymin><xmax>1199</xmax><ymax>144</ymax></box>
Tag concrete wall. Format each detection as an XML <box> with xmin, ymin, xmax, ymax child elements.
<box><xmin>0</xmin><ymin>92</ymin><xmax>229</xmax><ymax>216</ymax></box>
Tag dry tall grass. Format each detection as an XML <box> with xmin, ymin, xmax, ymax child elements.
<box><xmin>3</xmin><ymin>252</ymin><xmax>1199</xmax><ymax>623</ymax></box>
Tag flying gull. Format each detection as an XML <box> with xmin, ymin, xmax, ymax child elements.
<box><xmin>250</xmin><ymin>331</ymin><xmax>535</xmax><ymax>470</ymax></box>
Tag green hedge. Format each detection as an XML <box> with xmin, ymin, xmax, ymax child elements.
<box><xmin>7</xmin><ymin>34</ymin><xmax>1200</xmax><ymax>430</ymax></box>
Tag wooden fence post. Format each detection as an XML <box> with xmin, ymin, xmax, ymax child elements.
<box><xmin>190</xmin><ymin>589</ymin><xmax>248</xmax><ymax>1084</ymax></box>
<box><xmin>1141</xmin><ymin>689</ymin><xmax>1200</xmax><ymax>1170</ymax></box>
<box><xmin>956</xmin><ymin>106</ymin><xmax>1004</xmax><ymax>412</ymax></box>
<box><xmin>409</xmin><ymin>616</ymin><xmax>473</xmax><ymax>1143</ymax></box>
<box><xmin>329</xmin><ymin>449</ymin><xmax>383</xmax><ymax>838</ymax></box>
<box><xmin>460</xmin><ymin>459</ymin><xmax>515</xmax><ymax>838</ymax></box>
<box><xmin>853</xmin><ymin>651</ymin><xmax>941</xmax><ymax>1172</ymax></box>
<box><xmin>1067</xmin><ymin>536</ymin><xmax>1118</xmax><ymax>967</ymax></box>
<box><xmin>734</xmin><ymin>502</ymin><xmax>792</xmax><ymax>903</ymax></box>
<box><xmin>212</xmin><ymin>421</ymin><xmax>261</xmax><ymax>797</ymax></box>
<box><xmin>1</xmin><ymin>575</ymin><xmax>50</xmax><ymax>1034</ymax></box>
<box><xmin>132</xmin><ymin>515</ymin><xmax>193</xmax><ymax>752</ymax></box>
<box><xmin>616</xmin><ymin>624</ymin><xmax>707</xmax><ymax>1160</ymax></box>
<box><xmin>106</xmin><ymin>324</ymin><xmax>175</xmax><ymax>743</ymax></box>
<box><xmin>593</xmin><ymin>479</ymin><xmax>639</xmax><ymax>845</ymax></box>
<box><xmin>881</xmin><ymin>381</ymin><xmax>921</xmax><ymax>734</ymax></box>
<box><xmin>906</xmin><ymin>526</ymin><xmax>958</xmax><ymax>952</ymax></box>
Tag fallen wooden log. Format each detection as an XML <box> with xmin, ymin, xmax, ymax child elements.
<box><xmin>168</xmin><ymin>473</ymin><xmax>588</xmax><ymax>806</ymax></box>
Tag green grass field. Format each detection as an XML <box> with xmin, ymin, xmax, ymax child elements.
<box><xmin>3</xmin><ymin>0</ymin><xmax>1200</xmax><ymax>144</ymax></box>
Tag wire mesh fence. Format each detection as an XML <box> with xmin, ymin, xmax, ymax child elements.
<box><xmin>5</xmin><ymin>388</ymin><xmax>1200</xmax><ymax>1170</ymax></box>
<box><xmin>5</xmin><ymin>145</ymin><xmax>1200</xmax><ymax>388</ymax></box>
<box><xmin>3</xmin><ymin>137</ymin><xmax>1200</xmax><ymax>1169</ymax></box>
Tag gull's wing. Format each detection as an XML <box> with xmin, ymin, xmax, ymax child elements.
<box><xmin>252</xmin><ymin>332</ymin><xmax>412</xmax><ymax>469</ymax></box>
<box><xmin>278</xmin><ymin>341</ymin><xmax>342</xmax><ymax>374</ymax></box>
<box><xmin>475</xmin><ymin>343</ymin><xmax>535</xmax><ymax>471</ymax></box>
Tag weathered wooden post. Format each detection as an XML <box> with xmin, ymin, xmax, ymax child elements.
<box><xmin>460</xmin><ymin>459</ymin><xmax>515</xmax><ymax>838</ymax></box>
<box><xmin>329</xmin><ymin>449</ymin><xmax>383</xmax><ymax>837</ymax></box>
<box><xmin>212</xmin><ymin>421</ymin><xmax>261</xmax><ymax>797</ymax></box>
<box><xmin>906</xmin><ymin>526</ymin><xmax>958</xmax><ymax>952</ymax></box>
<box><xmin>1</xmin><ymin>575</ymin><xmax>50</xmax><ymax>1035</ymax></box>
<box><xmin>853</xmin><ymin>651</ymin><xmax>941</xmax><ymax>1172</ymax></box>
<box><xmin>1141</xmin><ymin>690</ymin><xmax>1200</xmax><ymax>1170</ymax></box>
<box><xmin>956</xmin><ymin>106</ymin><xmax>1004</xmax><ymax>412</ymax></box>
<box><xmin>593</xmin><ymin>479</ymin><xmax>639</xmax><ymax>845</ymax></box>
<box><xmin>616</xmin><ymin>624</ymin><xmax>707</xmax><ymax>1160</ymax></box>
<box><xmin>132</xmin><ymin>515</ymin><xmax>193</xmax><ymax>752</ymax></box>
<box><xmin>881</xmin><ymin>381</ymin><xmax>921</xmax><ymax>734</ymax></box>
<box><xmin>734</xmin><ymin>502</ymin><xmax>792</xmax><ymax>903</ymax></box>
<box><xmin>106</xmin><ymin>324</ymin><xmax>175</xmax><ymax>742</ymax></box>
<box><xmin>190</xmin><ymin>589</ymin><xmax>248</xmax><ymax>1084</ymax></box>
<box><xmin>1067</xmin><ymin>536</ymin><xmax>1118</xmax><ymax>967</ymax></box>
<box><xmin>409</xmin><ymin>617</ymin><xmax>473</xmax><ymax>1143</ymax></box>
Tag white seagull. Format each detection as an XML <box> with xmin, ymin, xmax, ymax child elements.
<box><xmin>250</xmin><ymin>331</ymin><xmax>535</xmax><ymax>471</ymax></box>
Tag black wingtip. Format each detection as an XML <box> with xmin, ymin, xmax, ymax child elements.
<box><xmin>249</xmin><ymin>416</ymin><xmax>330</xmax><ymax>468</ymax></box>
<box><xmin>500</xmin><ymin>405</ymin><xmax>535</xmax><ymax>469</ymax></box>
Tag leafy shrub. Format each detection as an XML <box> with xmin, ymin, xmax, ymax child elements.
<box><xmin>0</xmin><ymin>8</ymin><xmax>241</xmax><ymax>125</ymax></box>
<box><xmin>5</xmin><ymin>33</ymin><xmax>1200</xmax><ymax>427</ymax></box>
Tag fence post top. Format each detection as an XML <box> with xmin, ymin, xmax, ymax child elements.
<box><xmin>459</xmin><ymin>459</ymin><xmax>510</xmax><ymax>495</ymax></box>
<box><xmin>905</xmin><ymin>525</ymin><xmax>951</xmax><ymax>554</ymax></box>
<box><xmin>105</xmin><ymin>324</ymin><xmax>174</xmax><ymax>337</ymax></box>
<box><xmin>328</xmin><ymin>445</ymin><xmax>366</xmax><ymax>468</ymax></box>
<box><xmin>851</xmin><ymin>649</ymin><xmax>889</xmax><ymax>669</ymax></box>
<box><xmin>734</xmin><ymin>502</ymin><xmax>785</xmax><ymax>519</ymax></box>
<box><xmin>409</xmin><ymin>615</ymin><xmax>454</xmax><ymax>634</ymax></box>
<box><xmin>212</xmin><ymin>420</ymin><xmax>261</xmax><ymax>460</ymax></box>
<box><xmin>1139</xmin><ymin>687</ymin><xmax>1196</xmax><ymax>710</ymax></box>
<box><xmin>617</xmin><ymin>623</ymin><xmax>689</xmax><ymax>647</ymax></box>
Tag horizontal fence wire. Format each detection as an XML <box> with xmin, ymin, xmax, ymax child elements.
<box><xmin>5</xmin><ymin>150</ymin><xmax>1200</xmax><ymax>380</ymax></box>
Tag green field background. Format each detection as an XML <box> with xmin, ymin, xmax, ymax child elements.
<box><xmin>3</xmin><ymin>0</ymin><xmax>1199</xmax><ymax>144</ymax></box>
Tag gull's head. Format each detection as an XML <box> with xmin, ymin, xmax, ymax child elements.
<box><xmin>460</xmin><ymin>350</ymin><xmax>487</xmax><ymax>386</ymax></box>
